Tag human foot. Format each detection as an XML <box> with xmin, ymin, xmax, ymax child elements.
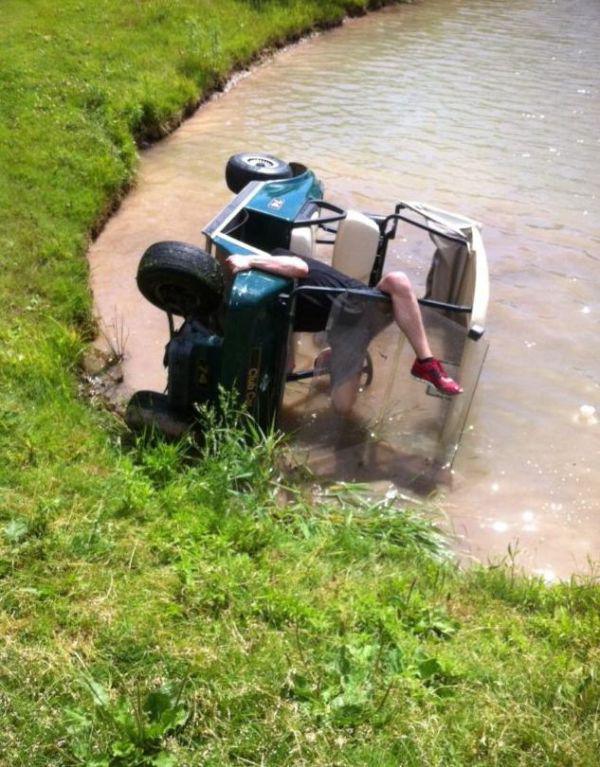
<box><xmin>411</xmin><ymin>357</ymin><xmax>463</xmax><ymax>396</ymax></box>
<box><xmin>314</xmin><ymin>347</ymin><xmax>332</xmax><ymax>374</ymax></box>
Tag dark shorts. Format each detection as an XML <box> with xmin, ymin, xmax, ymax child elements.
<box><xmin>281</xmin><ymin>251</ymin><xmax>368</xmax><ymax>333</ymax></box>
<box><xmin>326</xmin><ymin>294</ymin><xmax>393</xmax><ymax>387</ymax></box>
<box><xmin>275</xmin><ymin>250</ymin><xmax>393</xmax><ymax>387</ymax></box>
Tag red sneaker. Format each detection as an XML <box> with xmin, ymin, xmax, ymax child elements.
<box><xmin>411</xmin><ymin>358</ymin><xmax>463</xmax><ymax>396</ymax></box>
<box><xmin>314</xmin><ymin>347</ymin><xmax>332</xmax><ymax>374</ymax></box>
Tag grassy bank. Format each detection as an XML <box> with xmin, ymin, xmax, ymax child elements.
<box><xmin>0</xmin><ymin>1</ymin><xmax>598</xmax><ymax>764</ymax></box>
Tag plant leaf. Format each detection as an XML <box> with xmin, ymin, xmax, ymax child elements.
<box><xmin>4</xmin><ymin>518</ymin><xmax>29</xmax><ymax>544</ymax></box>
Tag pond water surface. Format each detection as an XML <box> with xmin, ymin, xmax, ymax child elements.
<box><xmin>89</xmin><ymin>0</ymin><xmax>600</xmax><ymax>579</ymax></box>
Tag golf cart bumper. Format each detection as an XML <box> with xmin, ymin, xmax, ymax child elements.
<box><xmin>220</xmin><ymin>270</ymin><xmax>292</xmax><ymax>429</ymax></box>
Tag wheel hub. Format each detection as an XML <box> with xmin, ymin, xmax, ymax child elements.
<box><xmin>246</xmin><ymin>156</ymin><xmax>278</xmax><ymax>169</ymax></box>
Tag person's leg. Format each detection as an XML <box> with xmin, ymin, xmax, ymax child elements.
<box><xmin>330</xmin><ymin>370</ymin><xmax>362</xmax><ymax>414</ymax></box>
<box><xmin>377</xmin><ymin>271</ymin><xmax>462</xmax><ymax>395</ymax></box>
<box><xmin>326</xmin><ymin>299</ymin><xmax>373</xmax><ymax>414</ymax></box>
<box><xmin>376</xmin><ymin>271</ymin><xmax>431</xmax><ymax>359</ymax></box>
<box><xmin>314</xmin><ymin>346</ymin><xmax>331</xmax><ymax>373</ymax></box>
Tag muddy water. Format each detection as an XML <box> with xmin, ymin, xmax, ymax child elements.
<box><xmin>89</xmin><ymin>0</ymin><xmax>600</xmax><ymax>579</ymax></box>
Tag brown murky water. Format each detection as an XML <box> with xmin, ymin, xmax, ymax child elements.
<box><xmin>89</xmin><ymin>0</ymin><xmax>600</xmax><ymax>579</ymax></box>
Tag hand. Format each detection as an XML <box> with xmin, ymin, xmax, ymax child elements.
<box><xmin>225</xmin><ymin>255</ymin><xmax>252</xmax><ymax>275</ymax></box>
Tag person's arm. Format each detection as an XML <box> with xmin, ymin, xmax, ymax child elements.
<box><xmin>225</xmin><ymin>254</ymin><xmax>309</xmax><ymax>278</ymax></box>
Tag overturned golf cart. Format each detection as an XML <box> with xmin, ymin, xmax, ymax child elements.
<box><xmin>127</xmin><ymin>153</ymin><xmax>489</xmax><ymax>468</ymax></box>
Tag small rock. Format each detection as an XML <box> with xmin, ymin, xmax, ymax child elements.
<box><xmin>82</xmin><ymin>347</ymin><xmax>111</xmax><ymax>375</ymax></box>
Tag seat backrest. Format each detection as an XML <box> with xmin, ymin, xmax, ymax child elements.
<box><xmin>331</xmin><ymin>209</ymin><xmax>380</xmax><ymax>284</ymax></box>
<box><xmin>289</xmin><ymin>210</ymin><xmax>319</xmax><ymax>258</ymax></box>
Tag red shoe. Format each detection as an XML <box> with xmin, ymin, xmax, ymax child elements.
<box><xmin>313</xmin><ymin>347</ymin><xmax>332</xmax><ymax>374</ymax></box>
<box><xmin>411</xmin><ymin>357</ymin><xmax>463</xmax><ymax>396</ymax></box>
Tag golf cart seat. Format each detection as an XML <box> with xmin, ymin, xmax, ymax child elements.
<box><xmin>331</xmin><ymin>209</ymin><xmax>380</xmax><ymax>284</ymax></box>
<box><xmin>289</xmin><ymin>209</ymin><xmax>319</xmax><ymax>258</ymax></box>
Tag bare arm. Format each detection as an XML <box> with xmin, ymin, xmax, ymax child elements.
<box><xmin>225</xmin><ymin>254</ymin><xmax>309</xmax><ymax>279</ymax></box>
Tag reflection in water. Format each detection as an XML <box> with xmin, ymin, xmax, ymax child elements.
<box><xmin>88</xmin><ymin>0</ymin><xmax>600</xmax><ymax>578</ymax></box>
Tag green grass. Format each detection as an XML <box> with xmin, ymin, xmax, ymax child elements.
<box><xmin>0</xmin><ymin>1</ymin><xmax>599</xmax><ymax>765</ymax></box>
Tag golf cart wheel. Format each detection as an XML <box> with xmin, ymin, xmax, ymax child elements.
<box><xmin>225</xmin><ymin>152</ymin><xmax>293</xmax><ymax>193</ymax></box>
<box><xmin>125</xmin><ymin>390</ymin><xmax>192</xmax><ymax>440</ymax></box>
<box><xmin>137</xmin><ymin>241</ymin><xmax>224</xmax><ymax>318</ymax></box>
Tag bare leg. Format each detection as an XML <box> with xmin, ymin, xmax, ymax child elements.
<box><xmin>329</xmin><ymin>271</ymin><xmax>430</xmax><ymax>413</ymax></box>
<box><xmin>328</xmin><ymin>270</ymin><xmax>450</xmax><ymax>413</ymax></box>
<box><xmin>331</xmin><ymin>371</ymin><xmax>361</xmax><ymax>414</ymax></box>
<box><xmin>378</xmin><ymin>271</ymin><xmax>462</xmax><ymax>395</ymax></box>
<box><xmin>316</xmin><ymin>346</ymin><xmax>360</xmax><ymax>414</ymax></box>
<box><xmin>376</xmin><ymin>272</ymin><xmax>432</xmax><ymax>359</ymax></box>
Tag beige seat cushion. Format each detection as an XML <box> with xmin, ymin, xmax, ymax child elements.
<box><xmin>331</xmin><ymin>209</ymin><xmax>380</xmax><ymax>284</ymax></box>
<box><xmin>289</xmin><ymin>210</ymin><xmax>319</xmax><ymax>258</ymax></box>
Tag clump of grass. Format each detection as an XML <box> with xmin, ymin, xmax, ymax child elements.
<box><xmin>68</xmin><ymin>675</ymin><xmax>191</xmax><ymax>767</ymax></box>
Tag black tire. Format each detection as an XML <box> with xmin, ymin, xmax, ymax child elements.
<box><xmin>125</xmin><ymin>390</ymin><xmax>192</xmax><ymax>440</ymax></box>
<box><xmin>137</xmin><ymin>241</ymin><xmax>224</xmax><ymax>318</ymax></box>
<box><xmin>225</xmin><ymin>152</ymin><xmax>293</xmax><ymax>193</ymax></box>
